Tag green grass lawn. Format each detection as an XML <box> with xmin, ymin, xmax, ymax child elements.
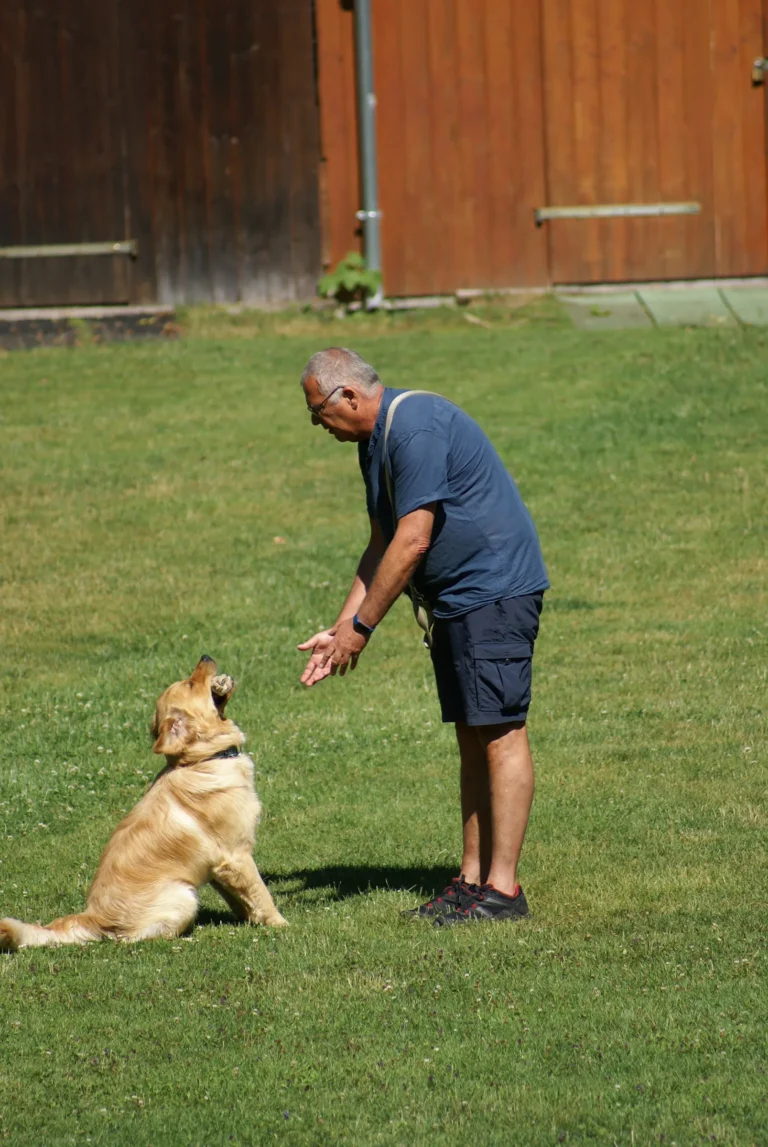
<box><xmin>0</xmin><ymin>311</ymin><xmax>766</xmax><ymax>1145</ymax></box>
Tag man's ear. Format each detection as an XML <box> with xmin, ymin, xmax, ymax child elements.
<box><xmin>152</xmin><ymin>713</ymin><xmax>190</xmax><ymax>756</ymax></box>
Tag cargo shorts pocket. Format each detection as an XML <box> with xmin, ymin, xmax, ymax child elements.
<box><xmin>472</xmin><ymin>641</ymin><xmax>533</xmax><ymax>716</ymax></box>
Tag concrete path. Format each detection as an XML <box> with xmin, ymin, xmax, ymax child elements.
<box><xmin>557</xmin><ymin>281</ymin><xmax>768</xmax><ymax>330</ymax></box>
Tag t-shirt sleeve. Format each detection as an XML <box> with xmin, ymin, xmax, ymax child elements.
<box><xmin>389</xmin><ymin>430</ymin><xmax>451</xmax><ymax>520</ymax></box>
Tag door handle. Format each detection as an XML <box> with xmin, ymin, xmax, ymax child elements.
<box><xmin>753</xmin><ymin>57</ymin><xmax>768</xmax><ymax>85</ymax></box>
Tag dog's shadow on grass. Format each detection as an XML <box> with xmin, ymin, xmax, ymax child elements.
<box><xmin>196</xmin><ymin>865</ymin><xmax>451</xmax><ymax>926</ymax></box>
<box><xmin>263</xmin><ymin>864</ymin><xmax>453</xmax><ymax>905</ymax></box>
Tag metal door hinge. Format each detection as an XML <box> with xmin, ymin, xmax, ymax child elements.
<box><xmin>753</xmin><ymin>57</ymin><xmax>768</xmax><ymax>85</ymax></box>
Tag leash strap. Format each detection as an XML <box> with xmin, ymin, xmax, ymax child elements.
<box><xmin>382</xmin><ymin>390</ymin><xmax>440</xmax><ymax>648</ymax></box>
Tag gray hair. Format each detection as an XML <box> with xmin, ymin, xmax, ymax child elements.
<box><xmin>300</xmin><ymin>347</ymin><xmax>381</xmax><ymax>405</ymax></box>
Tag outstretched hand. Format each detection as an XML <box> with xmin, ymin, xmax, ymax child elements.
<box><xmin>297</xmin><ymin>620</ymin><xmax>368</xmax><ymax>687</ymax></box>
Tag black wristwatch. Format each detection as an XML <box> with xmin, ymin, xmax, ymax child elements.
<box><xmin>352</xmin><ymin>613</ymin><xmax>376</xmax><ymax>638</ymax></box>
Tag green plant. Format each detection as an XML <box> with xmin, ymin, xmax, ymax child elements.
<box><xmin>317</xmin><ymin>250</ymin><xmax>382</xmax><ymax>311</ymax></box>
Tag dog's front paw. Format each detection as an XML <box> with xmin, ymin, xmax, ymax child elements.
<box><xmin>211</xmin><ymin>674</ymin><xmax>236</xmax><ymax>698</ymax></box>
<box><xmin>265</xmin><ymin>913</ymin><xmax>289</xmax><ymax>928</ymax></box>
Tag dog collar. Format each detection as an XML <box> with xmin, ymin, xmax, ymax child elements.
<box><xmin>208</xmin><ymin>745</ymin><xmax>241</xmax><ymax>760</ymax></box>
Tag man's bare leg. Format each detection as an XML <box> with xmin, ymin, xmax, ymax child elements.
<box><xmin>476</xmin><ymin>722</ymin><xmax>535</xmax><ymax>896</ymax></box>
<box><xmin>456</xmin><ymin>722</ymin><xmax>492</xmax><ymax>886</ymax></box>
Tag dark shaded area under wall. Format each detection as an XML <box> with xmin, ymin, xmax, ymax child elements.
<box><xmin>0</xmin><ymin>312</ymin><xmax>179</xmax><ymax>351</ymax></box>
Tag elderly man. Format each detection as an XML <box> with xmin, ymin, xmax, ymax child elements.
<box><xmin>297</xmin><ymin>347</ymin><xmax>548</xmax><ymax>925</ymax></box>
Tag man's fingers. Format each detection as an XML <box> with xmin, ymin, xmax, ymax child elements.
<box><xmin>297</xmin><ymin>628</ymin><xmax>336</xmax><ymax>652</ymax></box>
<box><xmin>302</xmin><ymin>661</ymin><xmax>333</xmax><ymax>687</ymax></box>
<box><xmin>301</xmin><ymin>653</ymin><xmax>334</xmax><ymax>685</ymax></box>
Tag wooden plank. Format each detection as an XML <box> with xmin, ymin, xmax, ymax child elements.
<box><xmin>399</xmin><ymin>0</ymin><xmax>433</xmax><ymax>296</ymax></box>
<box><xmin>571</xmin><ymin>0</ymin><xmax>601</xmax><ymax>279</ymax></box>
<box><xmin>199</xmin><ymin>5</ymin><xmax>240</xmax><ymax>303</ymax></box>
<box><xmin>148</xmin><ymin>5</ymin><xmax>184</xmax><ymax>303</ymax></box>
<box><xmin>117</xmin><ymin>0</ymin><xmax>158</xmax><ymax>304</ymax></box>
<box><xmin>482</xmin><ymin>0</ymin><xmax>515</xmax><ymax>288</ymax></box>
<box><xmin>654</xmin><ymin>0</ymin><xmax>691</xmax><ymax>278</ymax></box>
<box><xmin>315</xmin><ymin>0</ymin><xmax>360</xmax><ymax>271</ymax></box>
<box><xmin>260</xmin><ymin>0</ymin><xmax>289</xmax><ymax>302</ymax></box>
<box><xmin>508</xmin><ymin>0</ymin><xmax>549</xmax><ymax>287</ymax></box>
<box><xmin>711</xmin><ymin>0</ymin><xmax>768</xmax><ymax>274</ymax></box>
<box><xmin>681</xmin><ymin>0</ymin><xmax>716</xmax><ymax>277</ymax></box>
<box><xmin>595</xmin><ymin>0</ymin><xmax>630</xmax><ymax>280</ymax></box>
<box><xmin>738</xmin><ymin>0</ymin><xmax>768</xmax><ymax>273</ymax></box>
<box><xmin>174</xmin><ymin>0</ymin><xmax>212</xmax><ymax>302</ymax></box>
<box><xmin>623</xmin><ymin>0</ymin><xmax>661</xmax><ymax>280</ymax></box>
<box><xmin>373</xmin><ymin>0</ymin><xmax>406</xmax><ymax>293</ymax></box>
<box><xmin>280</xmin><ymin>0</ymin><xmax>321</xmax><ymax>300</ymax></box>
<box><xmin>454</xmin><ymin>0</ymin><xmax>491</xmax><ymax>289</ymax></box>
<box><xmin>542</xmin><ymin>0</ymin><xmax>578</xmax><ymax>281</ymax></box>
<box><xmin>0</xmin><ymin>5</ymin><xmax>22</xmax><ymax>304</ymax></box>
<box><xmin>236</xmin><ymin>0</ymin><xmax>277</xmax><ymax>303</ymax></box>
<box><xmin>424</xmin><ymin>0</ymin><xmax>461</xmax><ymax>294</ymax></box>
<box><xmin>18</xmin><ymin>2</ymin><xmax>65</xmax><ymax>304</ymax></box>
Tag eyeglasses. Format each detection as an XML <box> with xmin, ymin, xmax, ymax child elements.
<box><xmin>306</xmin><ymin>386</ymin><xmax>344</xmax><ymax>420</ymax></box>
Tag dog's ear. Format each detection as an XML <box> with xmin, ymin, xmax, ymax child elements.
<box><xmin>152</xmin><ymin>713</ymin><xmax>191</xmax><ymax>756</ymax></box>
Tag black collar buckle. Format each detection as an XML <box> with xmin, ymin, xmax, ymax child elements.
<box><xmin>208</xmin><ymin>744</ymin><xmax>241</xmax><ymax>761</ymax></box>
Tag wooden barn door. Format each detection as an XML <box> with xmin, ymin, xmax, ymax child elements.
<box><xmin>540</xmin><ymin>0</ymin><xmax>768</xmax><ymax>283</ymax></box>
<box><xmin>316</xmin><ymin>0</ymin><xmax>550</xmax><ymax>297</ymax></box>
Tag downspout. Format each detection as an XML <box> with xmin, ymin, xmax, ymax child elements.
<box><xmin>354</xmin><ymin>0</ymin><xmax>383</xmax><ymax>307</ymax></box>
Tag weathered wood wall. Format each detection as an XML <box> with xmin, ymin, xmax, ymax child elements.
<box><xmin>0</xmin><ymin>0</ymin><xmax>322</xmax><ymax>307</ymax></box>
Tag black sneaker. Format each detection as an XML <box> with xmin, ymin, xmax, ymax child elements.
<box><xmin>403</xmin><ymin>875</ymin><xmax>482</xmax><ymax>918</ymax></box>
<box><xmin>433</xmin><ymin>883</ymin><xmax>530</xmax><ymax>927</ymax></box>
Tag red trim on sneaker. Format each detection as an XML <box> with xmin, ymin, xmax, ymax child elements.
<box><xmin>483</xmin><ymin>883</ymin><xmax>521</xmax><ymax>899</ymax></box>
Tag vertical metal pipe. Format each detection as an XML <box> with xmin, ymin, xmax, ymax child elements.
<box><xmin>354</xmin><ymin>0</ymin><xmax>383</xmax><ymax>300</ymax></box>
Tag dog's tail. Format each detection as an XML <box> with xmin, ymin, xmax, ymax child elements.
<box><xmin>0</xmin><ymin>912</ymin><xmax>104</xmax><ymax>951</ymax></box>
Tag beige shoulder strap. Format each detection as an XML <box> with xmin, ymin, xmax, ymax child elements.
<box><xmin>380</xmin><ymin>390</ymin><xmax>441</xmax><ymax>649</ymax></box>
<box><xmin>382</xmin><ymin>390</ymin><xmax>437</xmax><ymax>521</ymax></box>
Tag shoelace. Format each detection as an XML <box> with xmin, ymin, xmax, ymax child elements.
<box><xmin>430</xmin><ymin>877</ymin><xmax>479</xmax><ymax>910</ymax></box>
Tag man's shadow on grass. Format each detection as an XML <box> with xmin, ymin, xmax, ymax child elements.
<box><xmin>196</xmin><ymin>864</ymin><xmax>451</xmax><ymax>927</ymax></box>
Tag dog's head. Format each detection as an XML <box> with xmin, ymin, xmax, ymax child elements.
<box><xmin>150</xmin><ymin>655</ymin><xmax>244</xmax><ymax>764</ymax></box>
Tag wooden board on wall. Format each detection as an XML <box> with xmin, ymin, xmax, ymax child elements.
<box><xmin>315</xmin><ymin>0</ymin><xmax>362</xmax><ymax>270</ymax></box>
<box><xmin>316</xmin><ymin>0</ymin><xmax>550</xmax><ymax>296</ymax></box>
<box><xmin>540</xmin><ymin>0</ymin><xmax>768</xmax><ymax>283</ymax></box>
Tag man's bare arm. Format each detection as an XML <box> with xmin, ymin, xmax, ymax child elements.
<box><xmin>298</xmin><ymin>506</ymin><xmax>435</xmax><ymax>686</ymax></box>
<box><xmin>297</xmin><ymin>517</ymin><xmax>386</xmax><ymax>685</ymax></box>
<box><xmin>333</xmin><ymin>517</ymin><xmax>388</xmax><ymax>625</ymax></box>
<box><xmin>354</xmin><ymin>504</ymin><xmax>435</xmax><ymax>629</ymax></box>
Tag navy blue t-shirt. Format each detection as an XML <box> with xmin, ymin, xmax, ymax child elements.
<box><xmin>357</xmin><ymin>388</ymin><xmax>549</xmax><ymax>619</ymax></box>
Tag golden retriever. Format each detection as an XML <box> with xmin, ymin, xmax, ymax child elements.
<box><xmin>0</xmin><ymin>656</ymin><xmax>286</xmax><ymax>950</ymax></box>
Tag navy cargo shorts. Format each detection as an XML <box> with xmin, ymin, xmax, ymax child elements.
<box><xmin>429</xmin><ymin>593</ymin><xmax>544</xmax><ymax>726</ymax></box>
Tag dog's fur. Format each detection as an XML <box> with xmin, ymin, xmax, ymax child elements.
<box><xmin>0</xmin><ymin>656</ymin><xmax>286</xmax><ymax>950</ymax></box>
